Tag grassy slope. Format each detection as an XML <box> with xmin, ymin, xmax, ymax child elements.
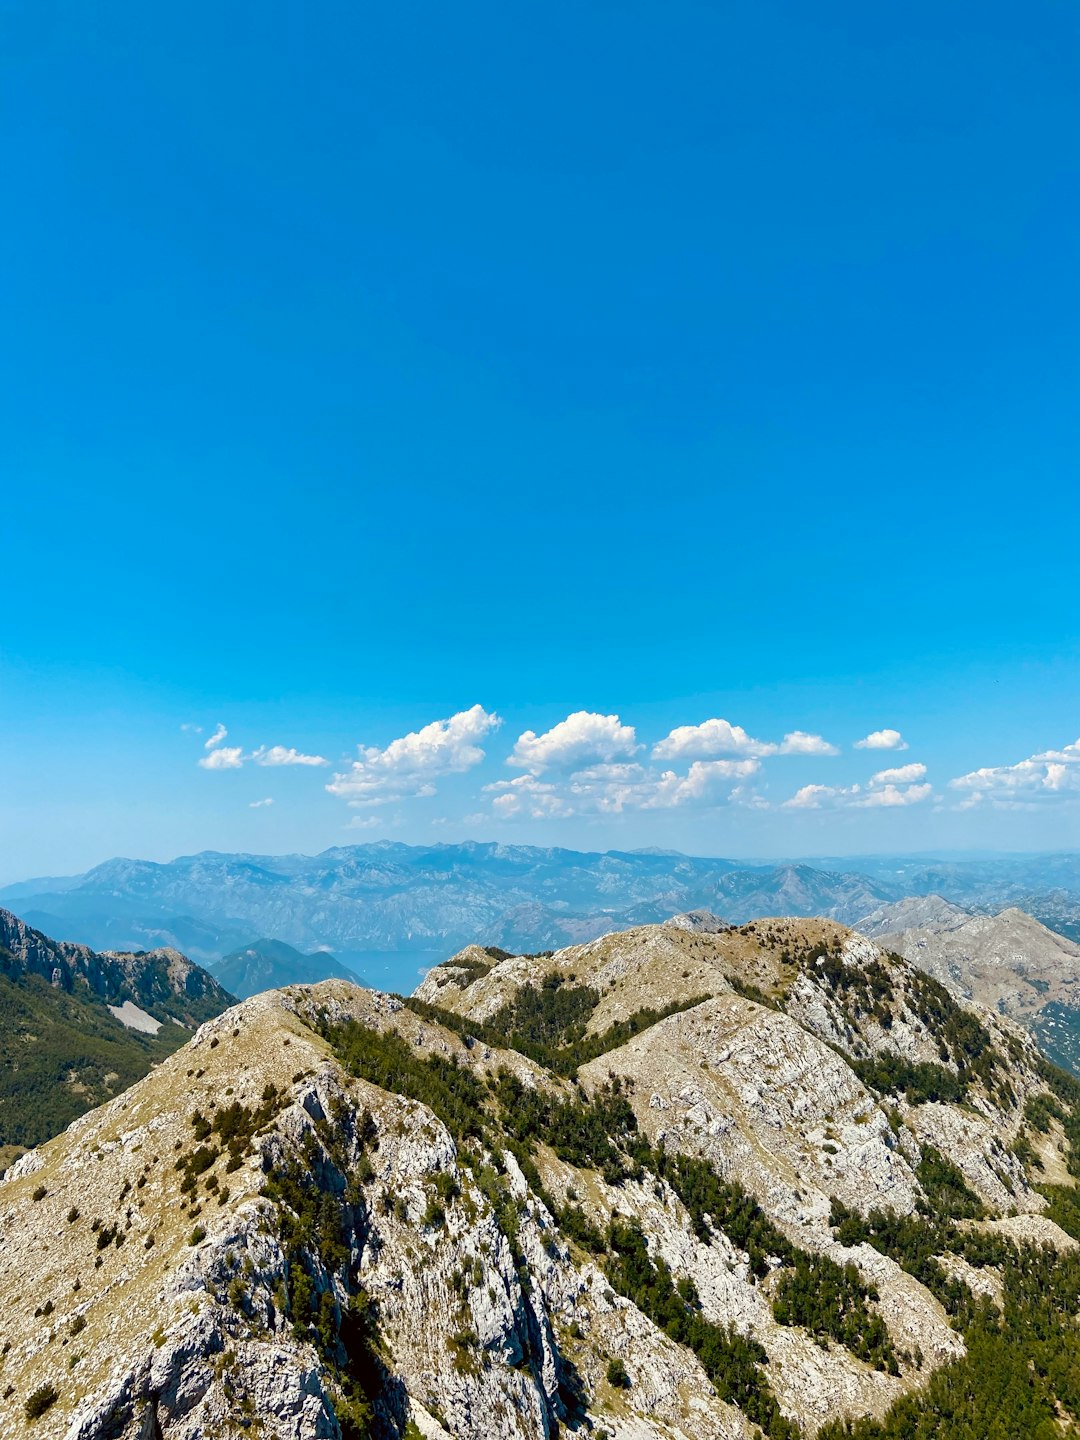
<box><xmin>0</xmin><ymin>971</ymin><xmax>213</xmax><ymax>1152</ymax></box>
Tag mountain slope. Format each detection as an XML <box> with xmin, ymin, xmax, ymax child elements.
<box><xmin>0</xmin><ymin>908</ymin><xmax>233</xmax><ymax>1157</ymax></box>
<box><xmin>852</xmin><ymin>895</ymin><xmax>971</xmax><ymax>939</ymax></box>
<box><xmin>3</xmin><ymin>920</ymin><xmax>1078</xmax><ymax>1440</ymax></box>
<box><xmin>212</xmin><ymin>938</ymin><xmax>363</xmax><ymax>998</ymax></box>
<box><xmin>873</xmin><ymin>905</ymin><xmax>1080</xmax><ymax>1078</ymax></box>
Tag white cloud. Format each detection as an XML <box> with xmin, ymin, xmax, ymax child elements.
<box><xmin>644</xmin><ymin>759</ymin><xmax>761</xmax><ymax>809</ymax></box>
<box><xmin>249</xmin><ymin>797</ymin><xmax>274</xmax><ymax>808</ymax></box>
<box><xmin>652</xmin><ymin>719</ymin><xmax>776</xmax><ymax>761</ymax></box>
<box><xmin>778</xmin><ymin>730</ymin><xmax>839</xmax><ymax>756</ymax></box>
<box><xmin>344</xmin><ymin>813</ymin><xmax>388</xmax><ymax>830</ymax></box>
<box><xmin>326</xmin><ymin>704</ymin><xmax>501</xmax><ymax>806</ymax></box>
<box><xmin>782</xmin><ymin>775</ymin><xmax>932</xmax><ymax>810</ymax></box>
<box><xmin>870</xmin><ymin>762</ymin><xmax>927</xmax><ymax>786</ymax></box>
<box><xmin>488</xmin><ymin>755</ymin><xmax>761</xmax><ymax>818</ymax></box>
<box><xmin>509</xmin><ymin>712</ymin><xmax>640</xmax><ymax>773</ymax></box>
<box><xmin>204</xmin><ymin>723</ymin><xmax>229</xmax><ymax>750</ymax></box>
<box><xmin>567</xmin><ymin>763</ymin><xmax>650</xmax><ymax>814</ymax></box>
<box><xmin>855</xmin><ymin>729</ymin><xmax>908</xmax><ymax>751</ymax></box>
<box><xmin>180</xmin><ymin>722</ymin><xmax>203</xmax><ymax>735</ymax></box>
<box><xmin>652</xmin><ymin>718</ymin><xmax>836</xmax><ymax>760</ymax></box>
<box><xmin>486</xmin><ymin>774</ymin><xmax>576</xmax><ymax>819</ymax></box>
<box><xmin>949</xmin><ymin>737</ymin><xmax>1080</xmax><ymax>807</ymax></box>
<box><xmin>782</xmin><ymin>783</ymin><xmax>857</xmax><ymax>810</ymax></box>
<box><xmin>251</xmin><ymin>745</ymin><xmax>328</xmax><ymax>767</ymax></box>
<box><xmin>198</xmin><ymin>746</ymin><xmax>243</xmax><ymax>770</ymax></box>
<box><xmin>860</xmin><ymin>782</ymin><xmax>932</xmax><ymax>808</ymax></box>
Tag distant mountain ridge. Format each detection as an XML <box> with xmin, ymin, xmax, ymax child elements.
<box><xmin>0</xmin><ymin>844</ymin><xmax>899</xmax><ymax>979</ymax></box>
<box><xmin>5</xmin><ymin>844</ymin><xmax>1079</xmax><ymax>992</ymax></box>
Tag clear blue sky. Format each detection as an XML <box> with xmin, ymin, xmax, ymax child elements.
<box><xmin>2</xmin><ymin>1</ymin><xmax>1078</xmax><ymax>879</ymax></box>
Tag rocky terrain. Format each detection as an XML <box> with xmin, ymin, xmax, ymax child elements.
<box><xmin>862</xmin><ymin>902</ymin><xmax>1080</xmax><ymax>1078</ymax></box>
<box><xmin>0</xmin><ymin>908</ymin><xmax>233</xmax><ymax>1161</ymax></box>
<box><xmin>2</xmin><ymin>916</ymin><xmax>1079</xmax><ymax>1439</ymax></box>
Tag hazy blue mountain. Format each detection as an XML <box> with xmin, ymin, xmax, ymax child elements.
<box><xmin>820</xmin><ymin>852</ymin><xmax>1080</xmax><ymax>941</ymax></box>
<box><xmin>212</xmin><ymin>938</ymin><xmax>363</xmax><ymax>999</ymax></box>
<box><xmin>3</xmin><ymin>842</ymin><xmax>1079</xmax><ymax>995</ymax></box>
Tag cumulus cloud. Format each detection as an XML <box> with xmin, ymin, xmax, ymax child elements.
<box><xmin>870</xmin><ymin>762</ymin><xmax>927</xmax><ymax>786</ymax></box>
<box><xmin>782</xmin><ymin>775</ymin><xmax>932</xmax><ymax>810</ymax></box>
<box><xmin>644</xmin><ymin>759</ymin><xmax>761</xmax><ymax>809</ymax></box>
<box><xmin>488</xmin><ymin>755</ymin><xmax>761</xmax><ymax>818</ymax></box>
<box><xmin>778</xmin><ymin>730</ymin><xmax>839</xmax><ymax>756</ymax></box>
<box><xmin>509</xmin><ymin>712</ymin><xmax>640</xmax><ymax>773</ymax></box>
<box><xmin>783</xmin><ymin>783</ymin><xmax>857</xmax><ymax>810</ymax></box>
<box><xmin>249</xmin><ymin>797</ymin><xmax>274</xmax><ymax>808</ymax></box>
<box><xmin>860</xmin><ymin>782</ymin><xmax>932</xmax><ymax>808</ymax></box>
<box><xmin>344</xmin><ymin>813</ymin><xmax>387</xmax><ymax>830</ymax></box>
<box><xmin>252</xmin><ymin>745</ymin><xmax>328</xmax><ymax>767</ymax></box>
<box><xmin>652</xmin><ymin>719</ymin><xmax>837</xmax><ymax>760</ymax></box>
<box><xmin>855</xmin><ymin>729</ymin><xmax>908</xmax><ymax>751</ymax></box>
<box><xmin>326</xmin><ymin>704</ymin><xmax>501</xmax><ymax>806</ymax></box>
<box><xmin>180</xmin><ymin>722</ymin><xmax>203</xmax><ymax>735</ymax></box>
<box><xmin>198</xmin><ymin>746</ymin><xmax>244</xmax><ymax>770</ymax></box>
<box><xmin>195</xmin><ymin>736</ymin><xmax>328</xmax><ymax>771</ymax></box>
<box><xmin>652</xmin><ymin>719</ymin><xmax>776</xmax><ymax>761</ymax></box>
<box><xmin>486</xmin><ymin>773</ymin><xmax>576</xmax><ymax>819</ymax></box>
<box><xmin>949</xmin><ymin>737</ymin><xmax>1080</xmax><ymax>807</ymax></box>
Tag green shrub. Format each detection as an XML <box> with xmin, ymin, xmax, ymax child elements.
<box><xmin>24</xmin><ymin>1384</ymin><xmax>59</xmax><ymax>1419</ymax></box>
<box><xmin>606</xmin><ymin>1357</ymin><xmax>630</xmax><ymax>1388</ymax></box>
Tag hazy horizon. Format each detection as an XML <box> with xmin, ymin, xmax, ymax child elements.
<box><xmin>5</xmin><ymin>837</ymin><xmax>1080</xmax><ymax>894</ymax></box>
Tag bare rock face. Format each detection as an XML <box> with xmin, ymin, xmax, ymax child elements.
<box><xmin>1</xmin><ymin>918</ymin><xmax>1077</xmax><ymax>1440</ymax></box>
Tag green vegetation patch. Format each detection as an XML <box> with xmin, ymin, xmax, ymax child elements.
<box><xmin>0</xmin><ymin>970</ymin><xmax>195</xmax><ymax>1148</ymax></box>
<box><xmin>403</xmin><ymin>987</ymin><xmax>710</xmax><ymax>1077</ymax></box>
<box><xmin>818</xmin><ymin>1243</ymin><xmax>1080</xmax><ymax>1440</ymax></box>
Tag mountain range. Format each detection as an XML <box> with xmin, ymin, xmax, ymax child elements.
<box><xmin>5</xmin><ymin>842</ymin><xmax>1079</xmax><ymax>994</ymax></box>
<box><xmin>2</xmin><ymin>914</ymin><xmax>1078</xmax><ymax>1439</ymax></box>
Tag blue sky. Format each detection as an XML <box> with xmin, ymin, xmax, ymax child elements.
<box><xmin>1</xmin><ymin>1</ymin><xmax>1078</xmax><ymax>879</ymax></box>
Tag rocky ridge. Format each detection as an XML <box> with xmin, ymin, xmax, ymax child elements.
<box><xmin>0</xmin><ymin>908</ymin><xmax>230</xmax><ymax>1029</ymax></box>
<box><xmin>1</xmin><ymin>918</ymin><xmax>1078</xmax><ymax>1439</ymax></box>
<box><xmin>866</xmin><ymin>904</ymin><xmax>1080</xmax><ymax>1077</ymax></box>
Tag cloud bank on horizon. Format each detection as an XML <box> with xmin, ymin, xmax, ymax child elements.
<box><xmin>186</xmin><ymin>706</ymin><xmax>1080</xmax><ymax>829</ymax></box>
